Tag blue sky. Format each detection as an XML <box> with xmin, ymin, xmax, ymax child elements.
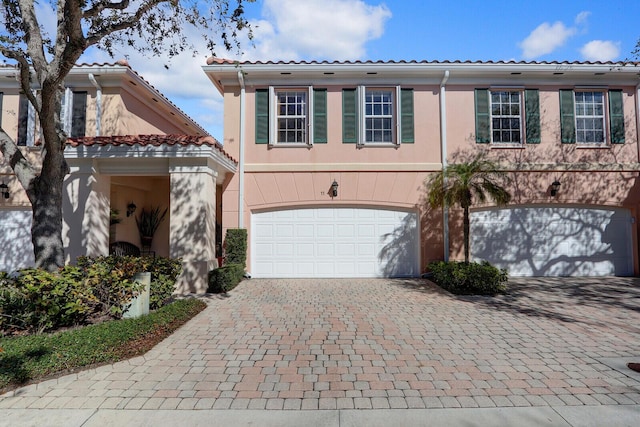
<box><xmin>78</xmin><ymin>0</ymin><xmax>640</xmax><ymax>139</ymax></box>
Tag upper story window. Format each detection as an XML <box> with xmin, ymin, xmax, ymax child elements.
<box><xmin>560</xmin><ymin>89</ymin><xmax>625</xmax><ymax>145</ymax></box>
<box><xmin>343</xmin><ymin>86</ymin><xmax>414</xmax><ymax>145</ymax></box>
<box><xmin>574</xmin><ymin>91</ymin><xmax>604</xmax><ymax>144</ymax></box>
<box><xmin>491</xmin><ymin>91</ymin><xmax>522</xmax><ymax>144</ymax></box>
<box><xmin>275</xmin><ymin>89</ymin><xmax>307</xmax><ymax>144</ymax></box>
<box><xmin>255</xmin><ymin>87</ymin><xmax>327</xmax><ymax>146</ymax></box>
<box><xmin>475</xmin><ymin>88</ymin><xmax>540</xmax><ymax>145</ymax></box>
<box><xmin>364</xmin><ymin>89</ymin><xmax>394</xmax><ymax>143</ymax></box>
<box><xmin>17</xmin><ymin>89</ymin><xmax>87</xmax><ymax>146</ymax></box>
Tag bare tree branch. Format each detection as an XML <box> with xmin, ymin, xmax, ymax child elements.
<box><xmin>84</xmin><ymin>0</ymin><xmax>132</xmax><ymax>18</ymax></box>
<box><xmin>85</xmin><ymin>0</ymin><xmax>169</xmax><ymax>47</ymax></box>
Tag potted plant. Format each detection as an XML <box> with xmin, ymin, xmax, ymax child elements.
<box><xmin>136</xmin><ymin>206</ymin><xmax>168</xmax><ymax>247</ymax></box>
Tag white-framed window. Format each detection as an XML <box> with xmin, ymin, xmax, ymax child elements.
<box><xmin>560</xmin><ymin>88</ymin><xmax>625</xmax><ymax>145</ymax></box>
<box><xmin>490</xmin><ymin>90</ymin><xmax>522</xmax><ymax>144</ymax></box>
<box><xmin>574</xmin><ymin>91</ymin><xmax>605</xmax><ymax>144</ymax></box>
<box><xmin>255</xmin><ymin>86</ymin><xmax>326</xmax><ymax>146</ymax></box>
<box><xmin>273</xmin><ymin>88</ymin><xmax>308</xmax><ymax>144</ymax></box>
<box><xmin>363</xmin><ymin>88</ymin><xmax>395</xmax><ymax>143</ymax></box>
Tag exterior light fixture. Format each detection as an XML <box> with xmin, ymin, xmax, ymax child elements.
<box><xmin>0</xmin><ymin>182</ymin><xmax>9</xmax><ymax>200</ymax></box>
<box><xmin>126</xmin><ymin>202</ymin><xmax>137</xmax><ymax>217</ymax></box>
<box><xmin>331</xmin><ymin>180</ymin><xmax>339</xmax><ymax>198</ymax></box>
<box><xmin>550</xmin><ymin>180</ymin><xmax>561</xmax><ymax>197</ymax></box>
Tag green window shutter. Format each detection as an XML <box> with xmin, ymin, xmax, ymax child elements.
<box><xmin>313</xmin><ymin>89</ymin><xmax>327</xmax><ymax>143</ymax></box>
<box><xmin>609</xmin><ymin>90</ymin><xmax>625</xmax><ymax>144</ymax></box>
<box><xmin>474</xmin><ymin>89</ymin><xmax>490</xmax><ymax>143</ymax></box>
<box><xmin>524</xmin><ymin>89</ymin><xmax>540</xmax><ymax>144</ymax></box>
<box><xmin>342</xmin><ymin>88</ymin><xmax>358</xmax><ymax>143</ymax></box>
<box><xmin>559</xmin><ymin>90</ymin><xmax>576</xmax><ymax>144</ymax></box>
<box><xmin>255</xmin><ymin>89</ymin><xmax>269</xmax><ymax>144</ymax></box>
<box><xmin>400</xmin><ymin>88</ymin><xmax>414</xmax><ymax>143</ymax></box>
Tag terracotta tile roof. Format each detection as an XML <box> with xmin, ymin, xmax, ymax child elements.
<box><xmin>207</xmin><ymin>57</ymin><xmax>640</xmax><ymax>66</ymax></box>
<box><xmin>67</xmin><ymin>134</ymin><xmax>237</xmax><ymax>164</ymax></box>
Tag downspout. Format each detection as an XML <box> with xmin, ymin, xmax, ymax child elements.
<box><xmin>88</xmin><ymin>74</ymin><xmax>102</xmax><ymax>136</ymax></box>
<box><xmin>237</xmin><ymin>70</ymin><xmax>246</xmax><ymax>228</ymax></box>
<box><xmin>440</xmin><ymin>70</ymin><xmax>450</xmax><ymax>262</ymax></box>
<box><xmin>636</xmin><ymin>83</ymin><xmax>640</xmax><ymax>164</ymax></box>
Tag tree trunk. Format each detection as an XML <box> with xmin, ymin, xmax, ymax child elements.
<box><xmin>463</xmin><ymin>205</ymin><xmax>470</xmax><ymax>263</ymax></box>
<box><xmin>27</xmin><ymin>85</ymin><xmax>68</xmax><ymax>272</ymax></box>
<box><xmin>29</xmin><ymin>164</ymin><xmax>66</xmax><ymax>271</ymax></box>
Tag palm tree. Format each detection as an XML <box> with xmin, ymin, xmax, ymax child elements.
<box><xmin>427</xmin><ymin>155</ymin><xmax>511</xmax><ymax>263</ymax></box>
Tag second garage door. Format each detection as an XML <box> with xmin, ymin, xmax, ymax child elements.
<box><xmin>251</xmin><ymin>208</ymin><xmax>419</xmax><ymax>278</ymax></box>
<box><xmin>471</xmin><ymin>206</ymin><xmax>633</xmax><ymax>276</ymax></box>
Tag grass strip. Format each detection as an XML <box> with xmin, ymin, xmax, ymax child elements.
<box><xmin>0</xmin><ymin>298</ymin><xmax>207</xmax><ymax>392</ymax></box>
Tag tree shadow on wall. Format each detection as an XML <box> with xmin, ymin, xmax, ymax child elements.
<box><xmin>472</xmin><ymin>203</ymin><xmax>633</xmax><ymax>276</ymax></box>
<box><xmin>378</xmin><ymin>212</ymin><xmax>419</xmax><ymax>277</ymax></box>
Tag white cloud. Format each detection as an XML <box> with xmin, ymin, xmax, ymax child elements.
<box><xmin>580</xmin><ymin>40</ymin><xmax>621</xmax><ymax>61</ymax></box>
<box><xmin>518</xmin><ymin>11</ymin><xmax>594</xmax><ymax>60</ymax></box>
<box><xmin>574</xmin><ymin>11</ymin><xmax>591</xmax><ymax>26</ymax></box>
<box><xmin>238</xmin><ymin>0</ymin><xmax>392</xmax><ymax>61</ymax></box>
<box><xmin>519</xmin><ymin>21</ymin><xmax>576</xmax><ymax>59</ymax></box>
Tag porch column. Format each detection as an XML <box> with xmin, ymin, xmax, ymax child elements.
<box><xmin>63</xmin><ymin>159</ymin><xmax>111</xmax><ymax>263</ymax></box>
<box><xmin>169</xmin><ymin>161</ymin><xmax>218</xmax><ymax>293</ymax></box>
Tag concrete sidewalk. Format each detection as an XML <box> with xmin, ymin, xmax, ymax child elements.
<box><xmin>1</xmin><ymin>278</ymin><xmax>639</xmax><ymax>425</ymax></box>
<box><xmin>1</xmin><ymin>406</ymin><xmax>639</xmax><ymax>426</ymax></box>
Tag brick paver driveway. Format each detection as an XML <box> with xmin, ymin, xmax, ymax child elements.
<box><xmin>2</xmin><ymin>278</ymin><xmax>640</xmax><ymax>411</ymax></box>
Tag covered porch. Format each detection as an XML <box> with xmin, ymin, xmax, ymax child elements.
<box><xmin>63</xmin><ymin>135</ymin><xmax>236</xmax><ymax>293</ymax></box>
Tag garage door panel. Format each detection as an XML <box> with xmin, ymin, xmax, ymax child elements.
<box><xmin>252</xmin><ymin>208</ymin><xmax>418</xmax><ymax>278</ymax></box>
<box><xmin>471</xmin><ymin>206</ymin><xmax>632</xmax><ymax>277</ymax></box>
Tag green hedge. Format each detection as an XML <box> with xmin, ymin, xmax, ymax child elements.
<box><xmin>428</xmin><ymin>261</ymin><xmax>508</xmax><ymax>295</ymax></box>
<box><xmin>0</xmin><ymin>256</ymin><xmax>183</xmax><ymax>336</ymax></box>
<box><xmin>225</xmin><ymin>229</ymin><xmax>247</xmax><ymax>267</ymax></box>
<box><xmin>207</xmin><ymin>263</ymin><xmax>244</xmax><ymax>293</ymax></box>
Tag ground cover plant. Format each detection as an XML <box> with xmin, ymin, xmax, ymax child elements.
<box><xmin>0</xmin><ymin>298</ymin><xmax>206</xmax><ymax>393</ymax></box>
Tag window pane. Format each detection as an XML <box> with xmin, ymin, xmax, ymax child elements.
<box><xmin>574</xmin><ymin>91</ymin><xmax>605</xmax><ymax>144</ymax></box>
<box><xmin>275</xmin><ymin>90</ymin><xmax>307</xmax><ymax>143</ymax></box>
<box><xmin>490</xmin><ymin>90</ymin><xmax>522</xmax><ymax>143</ymax></box>
<box><xmin>364</xmin><ymin>89</ymin><xmax>394</xmax><ymax>143</ymax></box>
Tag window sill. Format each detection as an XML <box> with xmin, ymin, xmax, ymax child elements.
<box><xmin>268</xmin><ymin>143</ymin><xmax>313</xmax><ymax>148</ymax></box>
<box><xmin>490</xmin><ymin>143</ymin><xmax>525</xmax><ymax>149</ymax></box>
<box><xmin>575</xmin><ymin>143</ymin><xmax>610</xmax><ymax>149</ymax></box>
<box><xmin>357</xmin><ymin>143</ymin><xmax>400</xmax><ymax>148</ymax></box>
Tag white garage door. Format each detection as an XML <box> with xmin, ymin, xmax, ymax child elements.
<box><xmin>252</xmin><ymin>208</ymin><xmax>419</xmax><ymax>278</ymax></box>
<box><xmin>0</xmin><ymin>209</ymin><xmax>35</xmax><ymax>272</ymax></box>
<box><xmin>471</xmin><ymin>206</ymin><xmax>633</xmax><ymax>276</ymax></box>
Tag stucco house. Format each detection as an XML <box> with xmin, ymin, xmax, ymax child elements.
<box><xmin>3</xmin><ymin>59</ymin><xmax>640</xmax><ymax>290</ymax></box>
<box><xmin>0</xmin><ymin>62</ymin><xmax>236</xmax><ymax>292</ymax></box>
<box><xmin>203</xmin><ymin>59</ymin><xmax>640</xmax><ymax>278</ymax></box>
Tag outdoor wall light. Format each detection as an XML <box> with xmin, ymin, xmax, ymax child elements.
<box><xmin>0</xmin><ymin>182</ymin><xmax>9</xmax><ymax>200</ymax></box>
<box><xmin>126</xmin><ymin>202</ymin><xmax>137</xmax><ymax>217</ymax></box>
<box><xmin>550</xmin><ymin>180</ymin><xmax>561</xmax><ymax>197</ymax></box>
<box><xmin>331</xmin><ymin>180</ymin><xmax>339</xmax><ymax>198</ymax></box>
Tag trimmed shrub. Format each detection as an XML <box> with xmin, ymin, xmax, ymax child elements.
<box><xmin>225</xmin><ymin>228</ymin><xmax>247</xmax><ymax>267</ymax></box>
<box><xmin>0</xmin><ymin>255</ymin><xmax>183</xmax><ymax>336</ymax></box>
<box><xmin>428</xmin><ymin>261</ymin><xmax>508</xmax><ymax>295</ymax></box>
<box><xmin>78</xmin><ymin>255</ymin><xmax>182</xmax><ymax>311</ymax></box>
<box><xmin>138</xmin><ymin>257</ymin><xmax>183</xmax><ymax>310</ymax></box>
<box><xmin>207</xmin><ymin>263</ymin><xmax>244</xmax><ymax>293</ymax></box>
<box><xmin>0</xmin><ymin>267</ymin><xmax>100</xmax><ymax>334</ymax></box>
